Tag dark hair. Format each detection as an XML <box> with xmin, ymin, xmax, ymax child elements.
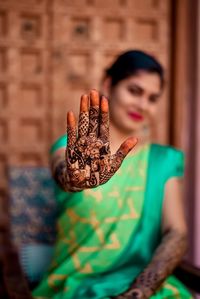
<box><xmin>105</xmin><ymin>50</ymin><xmax>164</xmax><ymax>88</ymax></box>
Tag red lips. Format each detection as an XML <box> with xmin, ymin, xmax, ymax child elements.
<box><xmin>127</xmin><ymin>111</ymin><xmax>144</xmax><ymax>122</ymax></box>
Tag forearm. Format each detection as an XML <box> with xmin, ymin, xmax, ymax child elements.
<box><xmin>117</xmin><ymin>229</ymin><xmax>188</xmax><ymax>299</ymax></box>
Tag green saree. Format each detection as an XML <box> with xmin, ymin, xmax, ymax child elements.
<box><xmin>33</xmin><ymin>136</ymin><xmax>192</xmax><ymax>299</ymax></box>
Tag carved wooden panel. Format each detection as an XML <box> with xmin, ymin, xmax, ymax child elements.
<box><xmin>0</xmin><ymin>0</ymin><xmax>50</xmax><ymax>196</ymax></box>
<box><xmin>51</xmin><ymin>0</ymin><xmax>171</xmax><ymax>144</ymax></box>
<box><xmin>0</xmin><ymin>0</ymin><xmax>171</xmax><ymax>197</ymax></box>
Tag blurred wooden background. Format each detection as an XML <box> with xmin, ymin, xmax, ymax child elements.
<box><xmin>0</xmin><ymin>0</ymin><xmax>189</xmax><ymax>207</ymax></box>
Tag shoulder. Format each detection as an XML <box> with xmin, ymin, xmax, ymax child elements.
<box><xmin>150</xmin><ymin>143</ymin><xmax>185</xmax><ymax>179</ymax></box>
<box><xmin>151</xmin><ymin>143</ymin><xmax>184</xmax><ymax>162</ymax></box>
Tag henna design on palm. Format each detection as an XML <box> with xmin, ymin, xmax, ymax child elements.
<box><xmin>65</xmin><ymin>90</ymin><xmax>137</xmax><ymax>190</ymax></box>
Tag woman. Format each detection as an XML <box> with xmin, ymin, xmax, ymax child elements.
<box><xmin>33</xmin><ymin>50</ymin><xmax>192</xmax><ymax>298</ymax></box>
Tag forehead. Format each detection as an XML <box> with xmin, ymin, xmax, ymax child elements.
<box><xmin>125</xmin><ymin>71</ymin><xmax>162</xmax><ymax>94</ymax></box>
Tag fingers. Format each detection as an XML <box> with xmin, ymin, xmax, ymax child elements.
<box><xmin>88</xmin><ymin>90</ymin><xmax>100</xmax><ymax>136</ymax></box>
<box><xmin>78</xmin><ymin>90</ymin><xmax>107</xmax><ymax>139</ymax></box>
<box><xmin>67</xmin><ymin>111</ymin><xmax>77</xmax><ymax>147</ymax></box>
<box><xmin>111</xmin><ymin>137</ymin><xmax>138</xmax><ymax>172</ymax></box>
<box><xmin>78</xmin><ymin>94</ymin><xmax>89</xmax><ymax>138</ymax></box>
<box><xmin>100</xmin><ymin>96</ymin><xmax>109</xmax><ymax>143</ymax></box>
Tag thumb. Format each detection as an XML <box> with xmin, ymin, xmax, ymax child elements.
<box><xmin>117</xmin><ymin>137</ymin><xmax>138</xmax><ymax>157</ymax></box>
<box><xmin>110</xmin><ymin>137</ymin><xmax>138</xmax><ymax>172</ymax></box>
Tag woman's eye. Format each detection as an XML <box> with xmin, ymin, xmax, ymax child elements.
<box><xmin>128</xmin><ymin>87</ymin><xmax>141</xmax><ymax>96</ymax></box>
<box><xmin>149</xmin><ymin>95</ymin><xmax>159</xmax><ymax>103</ymax></box>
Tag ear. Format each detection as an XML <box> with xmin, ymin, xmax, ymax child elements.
<box><xmin>101</xmin><ymin>77</ymin><xmax>112</xmax><ymax>98</ymax></box>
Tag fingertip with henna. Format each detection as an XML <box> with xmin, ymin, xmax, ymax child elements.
<box><xmin>101</xmin><ymin>96</ymin><xmax>109</xmax><ymax>113</ymax></box>
<box><xmin>80</xmin><ymin>94</ymin><xmax>89</xmax><ymax>112</ymax></box>
<box><xmin>121</xmin><ymin>137</ymin><xmax>138</xmax><ymax>154</ymax></box>
<box><xmin>90</xmin><ymin>89</ymin><xmax>100</xmax><ymax>106</ymax></box>
<box><xmin>67</xmin><ymin>111</ymin><xmax>76</xmax><ymax>126</ymax></box>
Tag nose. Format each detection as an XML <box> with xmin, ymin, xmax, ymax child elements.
<box><xmin>137</xmin><ymin>96</ymin><xmax>149</xmax><ymax>111</ymax></box>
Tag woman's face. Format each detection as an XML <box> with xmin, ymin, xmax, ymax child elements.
<box><xmin>107</xmin><ymin>71</ymin><xmax>162</xmax><ymax>134</ymax></box>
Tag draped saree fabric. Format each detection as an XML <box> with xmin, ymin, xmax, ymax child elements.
<box><xmin>33</xmin><ymin>136</ymin><xmax>192</xmax><ymax>299</ymax></box>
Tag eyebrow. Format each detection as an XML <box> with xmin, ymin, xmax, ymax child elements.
<box><xmin>128</xmin><ymin>83</ymin><xmax>144</xmax><ymax>92</ymax></box>
<box><xmin>129</xmin><ymin>83</ymin><xmax>161</xmax><ymax>97</ymax></box>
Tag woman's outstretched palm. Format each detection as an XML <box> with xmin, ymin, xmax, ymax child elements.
<box><xmin>66</xmin><ymin>90</ymin><xmax>137</xmax><ymax>189</ymax></box>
